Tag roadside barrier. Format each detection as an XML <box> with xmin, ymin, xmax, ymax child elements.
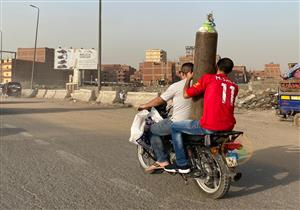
<box><xmin>96</xmin><ymin>91</ymin><xmax>116</xmax><ymax>104</ymax></box>
<box><xmin>44</xmin><ymin>90</ymin><xmax>56</xmax><ymax>99</ymax></box>
<box><xmin>36</xmin><ymin>89</ymin><xmax>47</xmax><ymax>98</ymax></box>
<box><xmin>126</xmin><ymin>92</ymin><xmax>158</xmax><ymax>107</ymax></box>
<box><xmin>71</xmin><ymin>89</ymin><xmax>96</xmax><ymax>102</ymax></box>
<box><xmin>23</xmin><ymin>88</ymin><xmax>159</xmax><ymax>107</ymax></box>
<box><xmin>53</xmin><ymin>90</ymin><xmax>69</xmax><ymax>99</ymax></box>
<box><xmin>21</xmin><ymin>89</ymin><xmax>37</xmax><ymax>98</ymax></box>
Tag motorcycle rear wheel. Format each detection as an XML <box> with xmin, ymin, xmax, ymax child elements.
<box><xmin>137</xmin><ymin>145</ymin><xmax>155</xmax><ymax>170</ymax></box>
<box><xmin>194</xmin><ymin>153</ymin><xmax>231</xmax><ymax>199</ymax></box>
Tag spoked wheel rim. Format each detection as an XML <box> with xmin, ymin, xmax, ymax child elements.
<box><xmin>195</xmin><ymin>156</ymin><xmax>222</xmax><ymax>194</ymax></box>
<box><xmin>137</xmin><ymin>145</ymin><xmax>155</xmax><ymax>169</ymax></box>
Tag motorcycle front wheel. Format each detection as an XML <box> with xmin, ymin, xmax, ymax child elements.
<box><xmin>194</xmin><ymin>153</ymin><xmax>231</xmax><ymax>199</ymax></box>
<box><xmin>137</xmin><ymin>145</ymin><xmax>155</xmax><ymax>170</ymax></box>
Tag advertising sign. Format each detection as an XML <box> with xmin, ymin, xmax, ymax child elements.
<box><xmin>54</xmin><ymin>48</ymin><xmax>97</xmax><ymax>70</ymax></box>
<box><xmin>76</xmin><ymin>49</ymin><xmax>97</xmax><ymax>70</ymax></box>
<box><xmin>54</xmin><ymin>48</ymin><xmax>75</xmax><ymax>70</ymax></box>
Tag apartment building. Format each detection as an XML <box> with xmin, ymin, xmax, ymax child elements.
<box><xmin>252</xmin><ymin>63</ymin><xmax>281</xmax><ymax>81</ymax></box>
<box><xmin>0</xmin><ymin>59</ymin><xmax>14</xmax><ymax>83</ymax></box>
<box><xmin>145</xmin><ymin>49</ymin><xmax>167</xmax><ymax>63</ymax></box>
<box><xmin>139</xmin><ymin>61</ymin><xmax>175</xmax><ymax>86</ymax></box>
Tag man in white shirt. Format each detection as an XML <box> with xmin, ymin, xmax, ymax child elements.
<box><xmin>138</xmin><ymin>63</ymin><xmax>193</xmax><ymax>172</ymax></box>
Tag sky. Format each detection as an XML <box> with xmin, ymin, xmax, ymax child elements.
<box><xmin>0</xmin><ymin>0</ymin><xmax>299</xmax><ymax>72</ymax></box>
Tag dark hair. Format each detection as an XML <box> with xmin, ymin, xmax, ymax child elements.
<box><xmin>217</xmin><ymin>58</ymin><xmax>234</xmax><ymax>74</ymax></box>
<box><xmin>181</xmin><ymin>62</ymin><xmax>194</xmax><ymax>73</ymax></box>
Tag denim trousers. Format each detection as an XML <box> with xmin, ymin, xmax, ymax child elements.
<box><xmin>150</xmin><ymin>119</ymin><xmax>172</xmax><ymax>163</ymax></box>
<box><xmin>171</xmin><ymin>120</ymin><xmax>212</xmax><ymax>166</ymax></box>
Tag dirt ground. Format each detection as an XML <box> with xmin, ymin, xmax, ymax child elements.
<box><xmin>1</xmin><ymin>97</ymin><xmax>299</xmax><ymax>209</ymax></box>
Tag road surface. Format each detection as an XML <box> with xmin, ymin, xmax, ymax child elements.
<box><xmin>0</xmin><ymin>97</ymin><xmax>299</xmax><ymax>209</ymax></box>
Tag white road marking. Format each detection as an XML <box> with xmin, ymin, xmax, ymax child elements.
<box><xmin>247</xmin><ymin>184</ymin><xmax>264</xmax><ymax>190</ymax></box>
<box><xmin>19</xmin><ymin>132</ymin><xmax>33</xmax><ymax>137</ymax></box>
<box><xmin>56</xmin><ymin>150</ymin><xmax>87</xmax><ymax>165</ymax></box>
<box><xmin>3</xmin><ymin>124</ymin><xmax>17</xmax><ymax>129</ymax></box>
<box><xmin>3</xmin><ymin>124</ymin><xmax>34</xmax><ymax>138</ymax></box>
<box><xmin>34</xmin><ymin>139</ymin><xmax>50</xmax><ymax>145</ymax></box>
<box><xmin>273</xmin><ymin>172</ymin><xmax>289</xmax><ymax>180</ymax></box>
<box><xmin>109</xmin><ymin>178</ymin><xmax>154</xmax><ymax>199</ymax></box>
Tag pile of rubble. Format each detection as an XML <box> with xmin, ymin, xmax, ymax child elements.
<box><xmin>236</xmin><ymin>88</ymin><xmax>277</xmax><ymax>110</ymax></box>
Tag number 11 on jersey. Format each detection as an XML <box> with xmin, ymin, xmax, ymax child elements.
<box><xmin>221</xmin><ymin>83</ymin><xmax>235</xmax><ymax>106</ymax></box>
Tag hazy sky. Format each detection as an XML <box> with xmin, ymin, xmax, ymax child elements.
<box><xmin>0</xmin><ymin>0</ymin><xmax>299</xmax><ymax>71</ymax></box>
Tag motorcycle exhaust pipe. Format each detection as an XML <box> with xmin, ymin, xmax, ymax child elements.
<box><xmin>233</xmin><ymin>172</ymin><xmax>242</xmax><ymax>182</ymax></box>
<box><xmin>229</xmin><ymin>172</ymin><xmax>242</xmax><ymax>182</ymax></box>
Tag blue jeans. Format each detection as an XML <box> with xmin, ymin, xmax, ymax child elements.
<box><xmin>150</xmin><ymin>119</ymin><xmax>172</xmax><ymax>163</ymax></box>
<box><xmin>171</xmin><ymin>120</ymin><xmax>213</xmax><ymax>166</ymax></box>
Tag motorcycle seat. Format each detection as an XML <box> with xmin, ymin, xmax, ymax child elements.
<box><xmin>182</xmin><ymin>134</ymin><xmax>205</xmax><ymax>144</ymax></box>
<box><xmin>210</xmin><ymin>131</ymin><xmax>243</xmax><ymax>137</ymax></box>
<box><xmin>182</xmin><ymin>131</ymin><xmax>243</xmax><ymax>144</ymax></box>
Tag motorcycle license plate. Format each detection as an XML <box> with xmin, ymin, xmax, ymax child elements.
<box><xmin>226</xmin><ymin>156</ymin><xmax>238</xmax><ymax>167</ymax></box>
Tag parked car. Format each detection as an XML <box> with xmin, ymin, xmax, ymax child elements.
<box><xmin>2</xmin><ymin>82</ymin><xmax>22</xmax><ymax>97</ymax></box>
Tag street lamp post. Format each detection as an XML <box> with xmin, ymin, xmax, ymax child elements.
<box><xmin>30</xmin><ymin>4</ymin><xmax>40</xmax><ymax>90</ymax></box>
<box><xmin>97</xmin><ymin>0</ymin><xmax>102</xmax><ymax>90</ymax></box>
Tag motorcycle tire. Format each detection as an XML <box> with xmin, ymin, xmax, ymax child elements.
<box><xmin>194</xmin><ymin>153</ymin><xmax>231</xmax><ymax>199</ymax></box>
<box><xmin>137</xmin><ymin>145</ymin><xmax>155</xmax><ymax>171</ymax></box>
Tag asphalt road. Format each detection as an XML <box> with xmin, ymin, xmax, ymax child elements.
<box><xmin>0</xmin><ymin>97</ymin><xmax>299</xmax><ymax>209</ymax></box>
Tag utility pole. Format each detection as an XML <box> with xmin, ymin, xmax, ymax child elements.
<box><xmin>191</xmin><ymin>13</ymin><xmax>218</xmax><ymax>120</ymax></box>
<box><xmin>30</xmin><ymin>4</ymin><xmax>40</xmax><ymax>90</ymax></box>
<box><xmin>97</xmin><ymin>0</ymin><xmax>102</xmax><ymax>90</ymax></box>
<box><xmin>0</xmin><ymin>30</ymin><xmax>2</xmax><ymax>83</ymax></box>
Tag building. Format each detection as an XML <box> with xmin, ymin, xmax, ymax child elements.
<box><xmin>0</xmin><ymin>59</ymin><xmax>14</xmax><ymax>83</ymax></box>
<box><xmin>17</xmin><ymin>48</ymin><xmax>53</xmax><ymax>63</ymax></box>
<box><xmin>228</xmin><ymin>65</ymin><xmax>250</xmax><ymax>84</ymax></box>
<box><xmin>145</xmin><ymin>49</ymin><xmax>167</xmax><ymax>63</ymax></box>
<box><xmin>117</xmin><ymin>65</ymin><xmax>136</xmax><ymax>83</ymax></box>
<box><xmin>252</xmin><ymin>63</ymin><xmax>281</xmax><ymax>81</ymax></box>
<box><xmin>139</xmin><ymin>61</ymin><xmax>175</xmax><ymax>86</ymax></box>
<box><xmin>263</xmin><ymin>63</ymin><xmax>281</xmax><ymax>80</ymax></box>
<box><xmin>185</xmin><ymin>46</ymin><xmax>195</xmax><ymax>56</ymax></box>
<box><xmin>178</xmin><ymin>46</ymin><xmax>194</xmax><ymax>64</ymax></box>
<box><xmin>175</xmin><ymin>46</ymin><xmax>195</xmax><ymax>77</ymax></box>
<box><xmin>82</xmin><ymin>64</ymin><xmax>136</xmax><ymax>84</ymax></box>
<box><xmin>101</xmin><ymin>64</ymin><xmax>136</xmax><ymax>83</ymax></box>
<box><xmin>12</xmin><ymin>48</ymin><xmax>70</xmax><ymax>88</ymax></box>
<box><xmin>130</xmin><ymin>70</ymin><xmax>142</xmax><ymax>83</ymax></box>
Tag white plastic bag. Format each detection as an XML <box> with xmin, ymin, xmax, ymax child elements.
<box><xmin>129</xmin><ymin>110</ymin><xmax>149</xmax><ymax>144</ymax></box>
<box><xmin>149</xmin><ymin>107</ymin><xmax>163</xmax><ymax>123</ymax></box>
<box><xmin>128</xmin><ymin>108</ymin><xmax>163</xmax><ymax>144</ymax></box>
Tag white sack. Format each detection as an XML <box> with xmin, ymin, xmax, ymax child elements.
<box><xmin>129</xmin><ymin>110</ymin><xmax>149</xmax><ymax>144</ymax></box>
<box><xmin>129</xmin><ymin>108</ymin><xmax>163</xmax><ymax>144</ymax></box>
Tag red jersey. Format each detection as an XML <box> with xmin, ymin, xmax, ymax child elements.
<box><xmin>186</xmin><ymin>73</ymin><xmax>238</xmax><ymax>131</ymax></box>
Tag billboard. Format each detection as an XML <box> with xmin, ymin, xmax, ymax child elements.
<box><xmin>54</xmin><ymin>48</ymin><xmax>75</xmax><ymax>70</ymax></box>
<box><xmin>54</xmin><ymin>48</ymin><xmax>97</xmax><ymax>70</ymax></box>
<box><xmin>76</xmin><ymin>49</ymin><xmax>97</xmax><ymax>70</ymax></box>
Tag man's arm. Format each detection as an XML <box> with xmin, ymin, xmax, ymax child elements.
<box><xmin>183</xmin><ymin>77</ymin><xmax>193</xmax><ymax>99</ymax></box>
<box><xmin>184</xmin><ymin>74</ymin><xmax>209</xmax><ymax>99</ymax></box>
<box><xmin>138</xmin><ymin>83</ymin><xmax>176</xmax><ymax>111</ymax></box>
<box><xmin>138</xmin><ymin>97</ymin><xmax>165</xmax><ymax>111</ymax></box>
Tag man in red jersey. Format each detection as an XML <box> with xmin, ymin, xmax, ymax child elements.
<box><xmin>164</xmin><ymin>58</ymin><xmax>238</xmax><ymax>174</ymax></box>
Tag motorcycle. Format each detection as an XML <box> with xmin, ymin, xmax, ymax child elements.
<box><xmin>136</xmin><ymin>105</ymin><xmax>244</xmax><ymax>199</ymax></box>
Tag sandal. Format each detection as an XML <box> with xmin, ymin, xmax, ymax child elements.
<box><xmin>145</xmin><ymin>162</ymin><xmax>169</xmax><ymax>173</ymax></box>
